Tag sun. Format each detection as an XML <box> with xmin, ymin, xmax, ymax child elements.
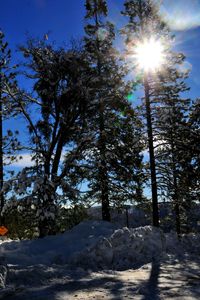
<box><xmin>134</xmin><ymin>38</ymin><xmax>165</xmax><ymax>72</ymax></box>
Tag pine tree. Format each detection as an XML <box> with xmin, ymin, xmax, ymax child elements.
<box><xmin>122</xmin><ymin>0</ymin><xmax>167</xmax><ymax>227</ymax></box>
<box><xmin>0</xmin><ymin>31</ymin><xmax>5</xmax><ymax>223</ymax></box>
<box><xmin>122</xmin><ymin>0</ymin><xmax>191</xmax><ymax>232</ymax></box>
<box><xmin>75</xmin><ymin>108</ymin><xmax>145</xmax><ymax>209</ymax></box>
<box><xmin>0</xmin><ymin>30</ymin><xmax>20</xmax><ymax>225</ymax></box>
<box><xmin>182</xmin><ymin>98</ymin><xmax>200</xmax><ymax>229</ymax></box>
<box><xmin>8</xmin><ymin>39</ymin><xmax>93</xmax><ymax>237</ymax></box>
<box><xmin>85</xmin><ymin>0</ymin><xmax>113</xmax><ymax>221</ymax></box>
<box><xmin>154</xmin><ymin>79</ymin><xmax>191</xmax><ymax>234</ymax></box>
<box><xmin>83</xmin><ymin>0</ymin><xmax>145</xmax><ymax>218</ymax></box>
<box><xmin>188</xmin><ymin>98</ymin><xmax>200</xmax><ymax>193</ymax></box>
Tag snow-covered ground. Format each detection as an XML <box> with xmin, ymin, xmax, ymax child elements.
<box><xmin>0</xmin><ymin>221</ymin><xmax>200</xmax><ymax>299</ymax></box>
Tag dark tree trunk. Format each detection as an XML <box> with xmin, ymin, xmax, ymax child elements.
<box><xmin>38</xmin><ymin>205</ymin><xmax>57</xmax><ymax>238</ymax></box>
<box><xmin>173</xmin><ymin>179</ymin><xmax>181</xmax><ymax>236</ymax></box>
<box><xmin>172</xmin><ymin>171</ymin><xmax>181</xmax><ymax>236</ymax></box>
<box><xmin>38</xmin><ymin>219</ymin><xmax>49</xmax><ymax>238</ymax></box>
<box><xmin>99</xmin><ymin>103</ymin><xmax>110</xmax><ymax>222</ymax></box>
<box><xmin>144</xmin><ymin>74</ymin><xmax>159</xmax><ymax>227</ymax></box>
<box><xmin>38</xmin><ymin>181</ymin><xmax>57</xmax><ymax>238</ymax></box>
<box><xmin>92</xmin><ymin>2</ymin><xmax>110</xmax><ymax>222</ymax></box>
<box><xmin>170</xmin><ymin>103</ymin><xmax>181</xmax><ymax>235</ymax></box>
<box><xmin>171</xmin><ymin>144</ymin><xmax>181</xmax><ymax>235</ymax></box>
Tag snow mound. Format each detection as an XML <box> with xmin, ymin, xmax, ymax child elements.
<box><xmin>71</xmin><ymin>226</ymin><xmax>166</xmax><ymax>270</ymax></box>
<box><xmin>0</xmin><ymin>257</ymin><xmax>7</xmax><ymax>289</ymax></box>
<box><xmin>166</xmin><ymin>232</ymin><xmax>200</xmax><ymax>255</ymax></box>
<box><xmin>0</xmin><ymin>221</ymin><xmax>168</xmax><ymax>271</ymax></box>
<box><xmin>181</xmin><ymin>233</ymin><xmax>200</xmax><ymax>254</ymax></box>
<box><xmin>0</xmin><ymin>222</ymin><xmax>165</xmax><ymax>271</ymax></box>
<box><xmin>0</xmin><ymin>221</ymin><xmax>116</xmax><ymax>266</ymax></box>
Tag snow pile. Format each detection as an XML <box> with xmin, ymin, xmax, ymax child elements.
<box><xmin>1</xmin><ymin>221</ymin><xmax>200</xmax><ymax>299</ymax></box>
<box><xmin>71</xmin><ymin>226</ymin><xmax>166</xmax><ymax>270</ymax></box>
<box><xmin>0</xmin><ymin>221</ymin><xmax>116</xmax><ymax>266</ymax></box>
<box><xmin>2</xmin><ymin>220</ymin><xmax>199</xmax><ymax>273</ymax></box>
<box><xmin>166</xmin><ymin>232</ymin><xmax>200</xmax><ymax>255</ymax></box>
<box><xmin>165</xmin><ymin>231</ymin><xmax>182</xmax><ymax>254</ymax></box>
<box><xmin>0</xmin><ymin>266</ymin><xmax>7</xmax><ymax>289</ymax></box>
<box><xmin>0</xmin><ymin>257</ymin><xmax>7</xmax><ymax>289</ymax></box>
<box><xmin>0</xmin><ymin>221</ymin><xmax>166</xmax><ymax>271</ymax></box>
<box><xmin>181</xmin><ymin>233</ymin><xmax>200</xmax><ymax>254</ymax></box>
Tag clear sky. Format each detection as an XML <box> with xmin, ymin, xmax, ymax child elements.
<box><xmin>1</xmin><ymin>0</ymin><xmax>200</xmax><ymax>170</ymax></box>
<box><xmin>1</xmin><ymin>0</ymin><xmax>200</xmax><ymax>96</ymax></box>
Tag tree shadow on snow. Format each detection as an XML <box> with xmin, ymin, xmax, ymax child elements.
<box><xmin>140</xmin><ymin>260</ymin><xmax>160</xmax><ymax>300</ymax></box>
<box><xmin>179</xmin><ymin>256</ymin><xmax>200</xmax><ymax>299</ymax></box>
<box><xmin>6</xmin><ymin>272</ymin><xmax>125</xmax><ymax>300</ymax></box>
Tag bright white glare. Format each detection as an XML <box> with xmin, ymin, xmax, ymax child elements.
<box><xmin>134</xmin><ymin>38</ymin><xmax>165</xmax><ymax>72</ymax></box>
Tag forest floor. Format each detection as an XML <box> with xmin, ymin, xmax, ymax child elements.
<box><xmin>3</xmin><ymin>255</ymin><xmax>200</xmax><ymax>300</ymax></box>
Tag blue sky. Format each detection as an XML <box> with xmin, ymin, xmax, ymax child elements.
<box><xmin>1</xmin><ymin>0</ymin><xmax>200</xmax><ymax>171</ymax></box>
<box><xmin>1</xmin><ymin>0</ymin><xmax>200</xmax><ymax>98</ymax></box>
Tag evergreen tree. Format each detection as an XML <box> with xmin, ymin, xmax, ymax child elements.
<box><xmin>154</xmin><ymin>76</ymin><xmax>191</xmax><ymax>233</ymax></box>
<box><xmin>188</xmin><ymin>98</ymin><xmax>200</xmax><ymax>197</ymax></box>
<box><xmin>0</xmin><ymin>30</ymin><xmax>20</xmax><ymax>224</ymax></box>
<box><xmin>182</xmin><ymin>98</ymin><xmax>200</xmax><ymax>227</ymax></box>
<box><xmin>0</xmin><ymin>31</ymin><xmax>5</xmax><ymax>223</ymax></box>
<box><xmin>122</xmin><ymin>0</ymin><xmax>191</xmax><ymax>232</ymax></box>
<box><xmin>8</xmin><ymin>39</ymin><xmax>93</xmax><ymax>237</ymax></box>
<box><xmin>83</xmin><ymin>0</ymin><xmax>145</xmax><ymax>218</ymax></box>
<box><xmin>122</xmin><ymin>0</ymin><xmax>167</xmax><ymax>227</ymax></box>
<box><xmin>75</xmin><ymin>109</ymin><xmax>145</xmax><ymax>209</ymax></box>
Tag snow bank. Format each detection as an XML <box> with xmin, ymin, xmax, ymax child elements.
<box><xmin>1</xmin><ymin>221</ymin><xmax>200</xmax><ymax>299</ymax></box>
<box><xmin>71</xmin><ymin>225</ymin><xmax>165</xmax><ymax>270</ymax></box>
<box><xmin>166</xmin><ymin>232</ymin><xmax>200</xmax><ymax>255</ymax></box>
<box><xmin>0</xmin><ymin>256</ymin><xmax>7</xmax><ymax>289</ymax></box>
<box><xmin>3</xmin><ymin>220</ymin><xmax>200</xmax><ymax>272</ymax></box>
<box><xmin>0</xmin><ymin>221</ymin><xmax>116</xmax><ymax>266</ymax></box>
<box><xmin>0</xmin><ymin>221</ymin><xmax>165</xmax><ymax>270</ymax></box>
<box><xmin>181</xmin><ymin>233</ymin><xmax>200</xmax><ymax>254</ymax></box>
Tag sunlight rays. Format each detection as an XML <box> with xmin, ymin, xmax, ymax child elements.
<box><xmin>133</xmin><ymin>38</ymin><xmax>165</xmax><ymax>72</ymax></box>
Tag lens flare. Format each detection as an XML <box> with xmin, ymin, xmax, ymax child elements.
<box><xmin>134</xmin><ymin>38</ymin><xmax>165</xmax><ymax>72</ymax></box>
<box><xmin>127</xmin><ymin>93</ymin><xmax>134</xmax><ymax>101</ymax></box>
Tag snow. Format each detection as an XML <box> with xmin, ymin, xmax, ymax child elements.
<box><xmin>0</xmin><ymin>222</ymin><xmax>165</xmax><ymax>270</ymax></box>
<box><xmin>71</xmin><ymin>225</ymin><xmax>165</xmax><ymax>270</ymax></box>
<box><xmin>0</xmin><ymin>221</ymin><xmax>200</xmax><ymax>299</ymax></box>
<box><xmin>0</xmin><ymin>221</ymin><xmax>117</xmax><ymax>266</ymax></box>
<box><xmin>166</xmin><ymin>231</ymin><xmax>200</xmax><ymax>256</ymax></box>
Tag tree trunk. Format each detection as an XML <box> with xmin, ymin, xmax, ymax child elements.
<box><xmin>38</xmin><ymin>205</ymin><xmax>57</xmax><ymax>238</ymax></box>
<box><xmin>171</xmin><ymin>145</ymin><xmax>181</xmax><ymax>235</ymax></box>
<box><xmin>99</xmin><ymin>103</ymin><xmax>110</xmax><ymax>222</ymax></box>
<box><xmin>144</xmin><ymin>74</ymin><xmax>159</xmax><ymax>227</ymax></box>
<box><xmin>38</xmin><ymin>218</ymin><xmax>49</xmax><ymax>238</ymax></box>
<box><xmin>38</xmin><ymin>182</ymin><xmax>57</xmax><ymax>238</ymax></box>
<box><xmin>170</xmin><ymin>103</ymin><xmax>181</xmax><ymax>235</ymax></box>
<box><xmin>172</xmin><ymin>173</ymin><xmax>181</xmax><ymax>235</ymax></box>
<box><xmin>93</xmin><ymin>2</ymin><xmax>110</xmax><ymax>222</ymax></box>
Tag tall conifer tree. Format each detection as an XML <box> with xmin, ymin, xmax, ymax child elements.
<box><xmin>122</xmin><ymin>0</ymin><xmax>191</xmax><ymax>232</ymax></box>
<box><xmin>7</xmin><ymin>40</ymin><xmax>94</xmax><ymax>237</ymax></box>
<box><xmin>84</xmin><ymin>0</ymin><xmax>144</xmax><ymax>219</ymax></box>
<box><xmin>0</xmin><ymin>31</ymin><xmax>20</xmax><ymax>224</ymax></box>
